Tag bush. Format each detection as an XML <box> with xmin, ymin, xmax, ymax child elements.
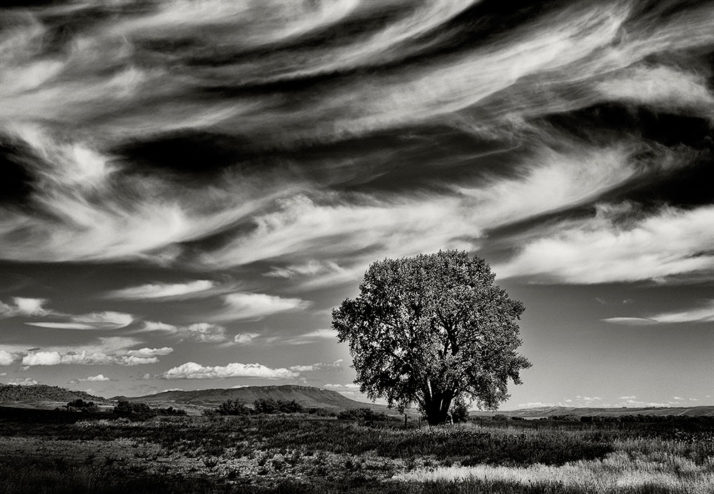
<box><xmin>254</xmin><ymin>398</ymin><xmax>279</xmax><ymax>414</ymax></box>
<box><xmin>217</xmin><ymin>399</ymin><xmax>252</xmax><ymax>416</ymax></box>
<box><xmin>113</xmin><ymin>401</ymin><xmax>154</xmax><ymax>420</ymax></box>
<box><xmin>253</xmin><ymin>399</ymin><xmax>305</xmax><ymax>414</ymax></box>
<box><xmin>337</xmin><ymin>408</ymin><xmax>388</xmax><ymax>423</ymax></box>
<box><xmin>450</xmin><ymin>399</ymin><xmax>469</xmax><ymax>423</ymax></box>
<box><xmin>66</xmin><ymin>399</ymin><xmax>98</xmax><ymax>412</ymax></box>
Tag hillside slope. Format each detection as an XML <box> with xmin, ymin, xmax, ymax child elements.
<box><xmin>116</xmin><ymin>385</ymin><xmax>389</xmax><ymax>412</ymax></box>
<box><xmin>0</xmin><ymin>384</ymin><xmax>106</xmax><ymax>405</ymax></box>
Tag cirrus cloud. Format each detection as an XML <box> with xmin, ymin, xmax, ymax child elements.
<box><xmin>498</xmin><ymin>204</ymin><xmax>714</xmax><ymax>284</ymax></box>
<box><xmin>104</xmin><ymin>280</ymin><xmax>216</xmax><ymax>300</ymax></box>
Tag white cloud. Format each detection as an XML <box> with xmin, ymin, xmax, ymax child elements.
<box><xmin>214</xmin><ymin>293</ymin><xmax>310</xmax><ymax>321</ymax></box>
<box><xmin>182</xmin><ymin>323</ymin><xmax>227</xmax><ymax>343</ymax></box>
<box><xmin>619</xmin><ymin>395</ymin><xmax>637</xmax><ymax>400</ymax></box>
<box><xmin>0</xmin><ymin>126</ymin><xmax>284</xmax><ymax>265</ymax></box>
<box><xmin>233</xmin><ymin>333</ymin><xmax>260</xmax><ymax>345</ymax></box>
<box><xmin>162</xmin><ymin>361</ymin><xmax>298</xmax><ymax>379</ymax></box>
<box><xmin>12</xmin><ymin>297</ymin><xmax>49</xmax><ymax>316</ymax></box>
<box><xmin>597</xmin><ymin>64</ymin><xmax>714</xmax><ymax>114</ymax></box>
<box><xmin>200</xmin><ymin>140</ymin><xmax>679</xmax><ymax>290</ymax></box>
<box><xmin>289</xmin><ymin>359</ymin><xmax>343</xmax><ymax>372</ymax></box>
<box><xmin>284</xmin><ymin>329</ymin><xmax>337</xmax><ymax>345</ymax></box>
<box><xmin>498</xmin><ymin>204</ymin><xmax>714</xmax><ymax>284</ymax></box>
<box><xmin>602</xmin><ymin>317</ymin><xmax>657</xmax><ymax>326</ymax></box>
<box><xmin>8</xmin><ymin>378</ymin><xmax>38</xmax><ymax>386</ymax></box>
<box><xmin>324</xmin><ymin>383</ymin><xmax>360</xmax><ymax>390</ymax></box>
<box><xmin>0</xmin><ymin>350</ymin><xmax>15</xmax><ymax>366</ymax></box>
<box><xmin>142</xmin><ymin>321</ymin><xmax>227</xmax><ymax>343</ymax></box>
<box><xmin>80</xmin><ymin>374</ymin><xmax>110</xmax><ymax>382</ymax></box>
<box><xmin>265</xmin><ymin>260</ymin><xmax>346</xmax><ymax>279</ymax></box>
<box><xmin>105</xmin><ymin>280</ymin><xmax>215</xmax><ymax>300</ymax></box>
<box><xmin>649</xmin><ymin>301</ymin><xmax>714</xmax><ymax>324</ymax></box>
<box><xmin>126</xmin><ymin>347</ymin><xmax>173</xmax><ymax>358</ymax></box>
<box><xmin>22</xmin><ymin>351</ymin><xmax>62</xmax><ymax>366</ymax></box>
<box><xmin>26</xmin><ymin>311</ymin><xmax>133</xmax><ymax>331</ymax></box>
<box><xmin>604</xmin><ymin>300</ymin><xmax>714</xmax><ymax>326</ymax></box>
<box><xmin>18</xmin><ymin>337</ymin><xmax>173</xmax><ymax>367</ymax></box>
<box><xmin>0</xmin><ymin>297</ymin><xmax>50</xmax><ymax>318</ymax></box>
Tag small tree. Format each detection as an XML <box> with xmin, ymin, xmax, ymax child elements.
<box><xmin>217</xmin><ymin>399</ymin><xmax>251</xmax><ymax>416</ymax></box>
<box><xmin>253</xmin><ymin>398</ymin><xmax>278</xmax><ymax>414</ymax></box>
<box><xmin>332</xmin><ymin>250</ymin><xmax>531</xmax><ymax>425</ymax></box>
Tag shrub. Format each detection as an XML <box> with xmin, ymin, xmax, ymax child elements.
<box><xmin>217</xmin><ymin>399</ymin><xmax>252</xmax><ymax>416</ymax></box>
<box><xmin>253</xmin><ymin>399</ymin><xmax>305</xmax><ymax>414</ymax></box>
<box><xmin>337</xmin><ymin>408</ymin><xmax>388</xmax><ymax>423</ymax></box>
<box><xmin>65</xmin><ymin>399</ymin><xmax>98</xmax><ymax>412</ymax></box>
<box><xmin>113</xmin><ymin>400</ymin><xmax>155</xmax><ymax>420</ymax></box>
<box><xmin>254</xmin><ymin>398</ymin><xmax>278</xmax><ymax>414</ymax></box>
<box><xmin>450</xmin><ymin>399</ymin><xmax>469</xmax><ymax>423</ymax></box>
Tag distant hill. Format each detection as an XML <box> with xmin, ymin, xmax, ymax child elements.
<box><xmin>116</xmin><ymin>385</ymin><xmax>393</xmax><ymax>413</ymax></box>
<box><xmin>472</xmin><ymin>406</ymin><xmax>714</xmax><ymax>418</ymax></box>
<box><xmin>0</xmin><ymin>384</ymin><xmax>106</xmax><ymax>406</ymax></box>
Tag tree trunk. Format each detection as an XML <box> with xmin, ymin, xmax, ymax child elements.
<box><xmin>424</xmin><ymin>393</ymin><xmax>453</xmax><ymax>425</ymax></box>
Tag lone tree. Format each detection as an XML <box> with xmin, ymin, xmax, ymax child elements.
<box><xmin>332</xmin><ymin>250</ymin><xmax>531</xmax><ymax>425</ymax></box>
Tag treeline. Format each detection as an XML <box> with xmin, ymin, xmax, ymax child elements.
<box><xmin>208</xmin><ymin>399</ymin><xmax>394</xmax><ymax>423</ymax></box>
<box><xmin>62</xmin><ymin>399</ymin><xmax>187</xmax><ymax>420</ymax></box>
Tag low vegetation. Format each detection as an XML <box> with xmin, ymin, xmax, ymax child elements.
<box><xmin>0</xmin><ymin>406</ymin><xmax>711</xmax><ymax>493</ymax></box>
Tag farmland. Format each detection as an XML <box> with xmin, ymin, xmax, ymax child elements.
<box><xmin>0</xmin><ymin>407</ymin><xmax>712</xmax><ymax>494</ymax></box>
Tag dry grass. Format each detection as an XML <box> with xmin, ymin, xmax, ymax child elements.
<box><xmin>393</xmin><ymin>451</ymin><xmax>714</xmax><ymax>493</ymax></box>
<box><xmin>0</xmin><ymin>411</ymin><xmax>712</xmax><ymax>493</ymax></box>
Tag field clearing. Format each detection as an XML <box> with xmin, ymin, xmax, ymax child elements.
<box><xmin>0</xmin><ymin>411</ymin><xmax>712</xmax><ymax>493</ymax></box>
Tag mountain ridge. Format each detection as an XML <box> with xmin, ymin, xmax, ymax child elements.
<box><xmin>0</xmin><ymin>384</ymin><xmax>107</xmax><ymax>405</ymax></box>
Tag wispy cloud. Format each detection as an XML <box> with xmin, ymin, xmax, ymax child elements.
<box><xmin>105</xmin><ymin>280</ymin><xmax>216</xmax><ymax>300</ymax></box>
<box><xmin>212</xmin><ymin>293</ymin><xmax>310</xmax><ymax>321</ymax></box>
<box><xmin>498</xmin><ymin>204</ymin><xmax>714</xmax><ymax>284</ymax></box>
<box><xmin>26</xmin><ymin>311</ymin><xmax>134</xmax><ymax>331</ymax></box>
<box><xmin>605</xmin><ymin>300</ymin><xmax>714</xmax><ymax>326</ymax></box>
<box><xmin>596</xmin><ymin>64</ymin><xmax>714</xmax><ymax>116</ymax></box>
<box><xmin>162</xmin><ymin>361</ymin><xmax>298</xmax><ymax>380</ymax></box>
<box><xmin>602</xmin><ymin>317</ymin><xmax>657</xmax><ymax>326</ymax></box>
<box><xmin>289</xmin><ymin>359</ymin><xmax>343</xmax><ymax>373</ymax></box>
<box><xmin>283</xmin><ymin>329</ymin><xmax>337</xmax><ymax>345</ymax></box>
<box><xmin>202</xmin><ymin>142</ymin><xmax>651</xmax><ymax>288</ymax></box>
<box><xmin>142</xmin><ymin>321</ymin><xmax>227</xmax><ymax>343</ymax></box>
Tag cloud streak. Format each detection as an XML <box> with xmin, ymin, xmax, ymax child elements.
<box><xmin>498</xmin><ymin>204</ymin><xmax>714</xmax><ymax>284</ymax></box>
<box><xmin>605</xmin><ymin>300</ymin><xmax>714</xmax><ymax>325</ymax></box>
<box><xmin>105</xmin><ymin>280</ymin><xmax>216</xmax><ymax>300</ymax></box>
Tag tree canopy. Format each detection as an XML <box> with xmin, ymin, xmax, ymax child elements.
<box><xmin>332</xmin><ymin>250</ymin><xmax>531</xmax><ymax>425</ymax></box>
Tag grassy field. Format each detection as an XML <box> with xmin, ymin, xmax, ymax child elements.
<box><xmin>0</xmin><ymin>409</ymin><xmax>712</xmax><ymax>494</ymax></box>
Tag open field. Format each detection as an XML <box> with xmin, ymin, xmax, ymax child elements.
<box><xmin>0</xmin><ymin>407</ymin><xmax>712</xmax><ymax>494</ymax></box>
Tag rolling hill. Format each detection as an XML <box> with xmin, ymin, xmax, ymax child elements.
<box><xmin>0</xmin><ymin>384</ymin><xmax>107</xmax><ymax>407</ymax></box>
<box><xmin>115</xmin><ymin>385</ymin><xmax>392</xmax><ymax>413</ymax></box>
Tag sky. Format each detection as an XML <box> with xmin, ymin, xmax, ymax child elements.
<box><xmin>0</xmin><ymin>0</ymin><xmax>712</xmax><ymax>409</ymax></box>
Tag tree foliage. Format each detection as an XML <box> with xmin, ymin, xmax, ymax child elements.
<box><xmin>332</xmin><ymin>250</ymin><xmax>531</xmax><ymax>425</ymax></box>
